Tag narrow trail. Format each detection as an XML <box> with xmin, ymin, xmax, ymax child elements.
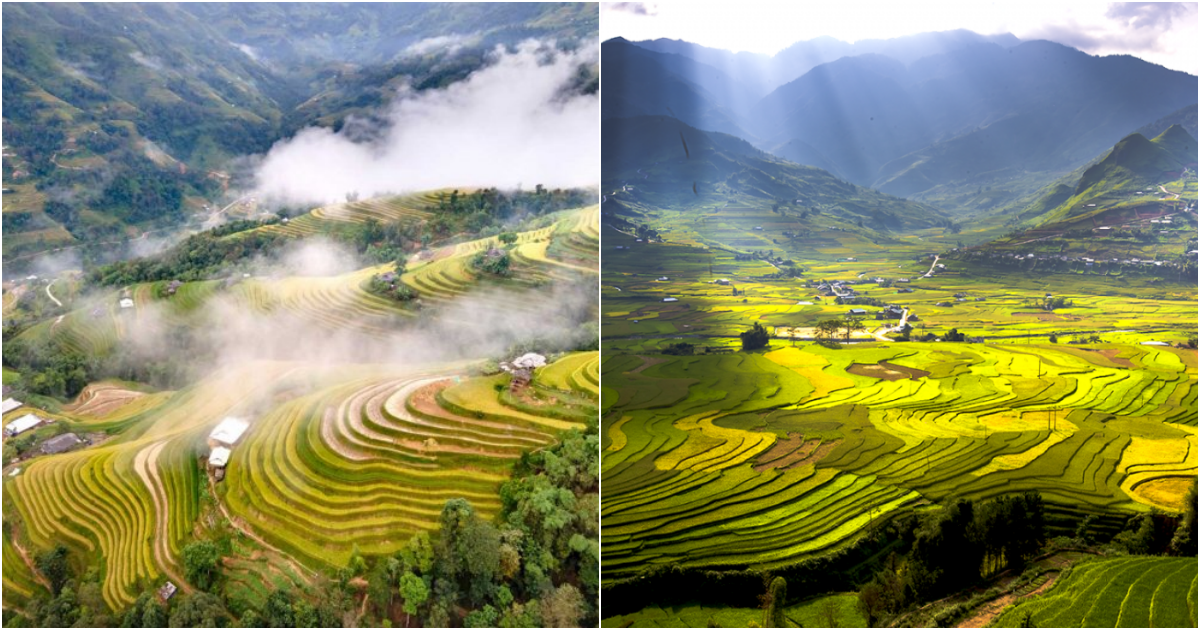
<box><xmin>133</xmin><ymin>441</ymin><xmax>193</xmax><ymax>594</ymax></box>
<box><xmin>10</xmin><ymin>527</ymin><xmax>54</xmax><ymax>593</ymax></box>
<box><xmin>207</xmin><ymin>474</ymin><xmax>318</xmax><ymax>583</ymax></box>
<box><xmin>923</xmin><ymin>254</ymin><xmax>940</xmax><ymax>277</ymax></box>
<box><xmin>955</xmin><ymin>571</ymin><xmax>1060</xmax><ymax>628</ymax></box>
<box><xmin>45</xmin><ymin>279</ymin><xmax>62</xmax><ymax>307</ymax></box>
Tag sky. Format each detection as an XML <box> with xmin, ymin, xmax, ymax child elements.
<box><xmin>602</xmin><ymin>1</ymin><xmax>1199</xmax><ymax>75</ymax></box>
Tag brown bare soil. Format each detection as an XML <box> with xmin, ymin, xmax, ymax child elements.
<box><xmin>753</xmin><ymin>433</ymin><xmax>841</xmax><ymax>471</ymax></box>
<box><xmin>628</xmin><ymin>355</ymin><xmax>669</xmax><ymax>375</ymax></box>
<box><xmin>65</xmin><ymin>383</ymin><xmax>147</xmax><ymax>417</ymax></box>
<box><xmin>847</xmin><ymin>364</ymin><xmax>905</xmax><ymax>381</ymax></box>
<box><xmin>880</xmin><ymin>360</ymin><xmax>931</xmax><ymax>379</ymax></box>
<box><xmin>956</xmin><ymin>571</ymin><xmax>1060</xmax><ymax>628</ymax></box>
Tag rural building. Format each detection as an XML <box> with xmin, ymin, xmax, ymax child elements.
<box><xmin>657</xmin><ymin>276</ymin><xmax>669</xmax><ymax>281</ymax></box>
<box><xmin>119</xmin><ymin>297</ymin><xmax>134</xmax><ymax>309</ymax></box>
<box><xmin>663</xmin><ymin>297</ymin><xmax>678</xmax><ymax>302</ymax></box>
<box><xmin>165</xmin><ymin>280</ymin><xmax>183</xmax><ymax>296</ymax></box>
<box><xmin>209</xmin><ymin>446</ymin><xmax>232</xmax><ymax>468</ymax></box>
<box><xmin>714</xmin><ymin>278</ymin><xmax>730</xmax><ymax>285</ymax></box>
<box><xmin>897</xmin><ymin>288</ymin><xmax>914</xmax><ymax>293</ymax></box>
<box><xmin>936</xmin><ymin>302</ymin><xmax>952</xmax><ymax>307</ymax></box>
<box><xmin>500</xmin><ymin>352</ymin><xmax>547</xmax><ymax>391</ymax></box>
<box><xmin>41</xmin><ymin>433</ymin><xmax>83</xmax><ymax>455</ymax></box>
<box><xmin>847</xmin><ymin>308</ymin><xmax>868</xmax><ymax>316</ymax></box>
<box><xmin>158</xmin><ymin>582</ymin><xmax>177</xmax><ymax>602</ymax></box>
<box><xmin>209</xmin><ymin>417</ymin><xmax>250</xmax><ymax>447</ymax></box>
<box><xmin>5</xmin><ymin>413</ymin><xmax>44</xmax><ymax>438</ymax></box>
<box><xmin>1</xmin><ymin>398</ymin><xmax>23</xmax><ymax>414</ymax></box>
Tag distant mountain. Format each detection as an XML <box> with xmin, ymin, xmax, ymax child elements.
<box><xmin>600</xmin><ymin>38</ymin><xmax>754</xmax><ymax>139</ymax></box>
<box><xmin>613</xmin><ymin>32</ymin><xmax>1196</xmax><ymax>222</ymax></box>
<box><xmin>602</xmin><ymin>116</ymin><xmax>949</xmax><ymax>230</ymax></box>
<box><xmin>757</xmin><ymin>40</ymin><xmax>1196</xmax><ymax>210</ymax></box>
<box><xmin>630</xmin><ymin>29</ymin><xmax>1020</xmax><ymax>98</ymax></box>
<box><xmin>1134</xmin><ymin>104</ymin><xmax>1198</xmax><ymax>144</ymax></box>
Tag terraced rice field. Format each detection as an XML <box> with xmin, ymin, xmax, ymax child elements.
<box><xmin>600</xmin><ymin>341</ymin><xmax>1196</xmax><ymax>582</ymax></box>
<box><xmin>992</xmin><ymin>556</ymin><xmax>1198</xmax><ymax>628</ymax></box>
<box><xmin>3</xmin><ymin>353</ymin><xmax>597</xmax><ymax>611</ymax></box>
<box><xmin>601</xmin><ymin>593</ymin><xmax>865</xmax><ymax>628</ymax></box>
<box><xmin>13</xmin><ymin>204</ymin><xmax>600</xmax><ymax>354</ymax></box>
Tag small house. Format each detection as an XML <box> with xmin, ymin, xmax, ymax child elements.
<box><xmin>657</xmin><ymin>276</ymin><xmax>669</xmax><ymax>281</ymax></box>
<box><xmin>158</xmin><ymin>582</ymin><xmax>177</xmax><ymax>602</ymax></box>
<box><xmin>663</xmin><ymin>297</ymin><xmax>678</xmax><ymax>302</ymax></box>
<box><xmin>209</xmin><ymin>446</ymin><xmax>232</xmax><ymax>468</ymax></box>
<box><xmin>165</xmin><ymin>280</ymin><xmax>183</xmax><ymax>296</ymax></box>
<box><xmin>848</xmin><ymin>308</ymin><xmax>868</xmax><ymax>316</ymax></box>
<box><xmin>714</xmin><ymin>279</ymin><xmax>730</xmax><ymax>286</ymax></box>
<box><xmin>5</xmin><ymin>413</ymin><xmax>44</xmax><ymax>438</ymax></box>
<box><xmin>41</xmin><ymin>433</ymin><xmax>83</xmax><ymax>455</ymax></box>
<box><xmin>119</xmin><ymin>297</ymin><xmax>134</xmax><ymax>309</ymax></box>
<box><xmin>1</xmin><ymin>398</ymin><xmax>23</xmax><ymax>414</ymax></box>
<box><xmin>209</xmin><ymin>417</ymin><xmax>250</xmax><ymax>447</ymax></box>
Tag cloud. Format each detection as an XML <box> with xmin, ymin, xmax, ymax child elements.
<box><xmin>1105</xmin><ymin>2</ymin><xmax>1194</xmax><ymax>30</ymax></box>
<box><xmin>403</xmin><ymin>34</ymin><xmax>472</xmax><ymax>57</ymax></box>
<box><xmin>251</xmin><ymin>40</ymin><xmax>599</xmax><ymax>206</ymax></box>
<box><xmin>1022</xmin><ymin>2</ymin><xmax>1197</xmax><ymax>61</ymax></box>
<box><xmin>607</xmin><ymin>2</ymin><xmax>659</xmax><ymax>16</ymax></box>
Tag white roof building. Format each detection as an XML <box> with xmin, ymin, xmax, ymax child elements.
<box><xmin>209</xmin><ymin>417</ymin><xmax>249</xmax><ymax>446</ymax></box>
<box><xmin>5</xmin><ymin>413</ymin><xmax>44</xmax><ymax>437</ymax></box>
<box><xmin>119</xmin><ymin>297</ymin><xmax>134</xmax><ymax>309</ymax></box>
<box><xmin>663</xmin><ymin>297</ymin><xmax>679</xmax><ymax>302</ymax></box>
<box><xmin>209</xmin><ymin>446</ymin><xmax>232</xmax><ymax>468</ymax></box>
<box><xmin>1</xmin><ymin>398</ymin><xmax>23</xmax><ymax>414</ymax></box>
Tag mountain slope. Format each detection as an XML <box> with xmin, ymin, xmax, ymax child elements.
<box><xmin>602</xmin><ymin>115</ymin><xmax>949</xmax><ymax>230</ymax></box>
<box><xmin>600</xmin><ymin>38</ymin><xmax>753</xmax><ymax>139</ymax></box>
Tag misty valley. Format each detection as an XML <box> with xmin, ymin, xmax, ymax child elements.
<box><xmin>2</xmin><ymin>3</ymin><xmax>600</xmax><ymax>629</ymax></box>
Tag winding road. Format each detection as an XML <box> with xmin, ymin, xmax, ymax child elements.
<box><xmin>45</xmin><ymin>279</ymin><xmax>62</xmax><ymax>307</ymax></box>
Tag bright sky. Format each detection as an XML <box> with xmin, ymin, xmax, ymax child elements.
<box><xmin>602</xmin><ymin>1</ymin><xmax>1199</xmax><ymax>75</ymax></box>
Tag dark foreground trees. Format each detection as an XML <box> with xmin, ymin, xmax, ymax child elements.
<box><xmin>858</xmin><ymin>493</ymin><xmax>1046</xmax><ymax>626</ymax></box>
<box><xmin>741</xmin><ymin>322</ymin><xmax>770</xmax><ymax>351</ymax></box>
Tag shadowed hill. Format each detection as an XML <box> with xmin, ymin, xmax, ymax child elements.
<box><xmin>602</xmin><ymin>115</ymin><xmax>949</xmax><ymax>229</ymax></box>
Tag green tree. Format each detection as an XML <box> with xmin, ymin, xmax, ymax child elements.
<box><xmin>498</xmin><ymin>232</ymin><xmax>518</xmax><ymax>246</ymax></box>
<box><xmin>1170</xmin><ymin>479</ymin><xmax>1197</xmax><ymax>556</ymax></box>
<box><xmin>36</xmin><ymin>544</ymin><xmax>72</xmax><ymax>595</ymax></box>
<box><xmin>540</xmin><ymin>583</ymin><xmax>585</xmax><ymax>628</ymax></box>
<box><xmin>741</xmin><ymin>322</ymin><xmax>770</xmax><ymax>351</ymax></box>
<box><xmin>168</xmin><ymin>591</ymin><xmax>230</xmax><ymax>628</ymax></box>
<box><xmin>842</xmin><ymin>316</ymin><xmax>866</xmax><ymax>341</ymax></box>
<box><xmin>399</xmin><ymin>571</ymin><xmax>429</xmax><ymax>627</ymax></box>
<box><xmin>182</xmin><ymin>540</ymin><xmax>222</xmax><ymax>591</ymax></box>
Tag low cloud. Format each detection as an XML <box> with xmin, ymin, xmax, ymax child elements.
<box><xmin>606</xmin><ymin>2</ymin><xmax>659</xmax><ymax>16</ymax></box>
<box><xmin>403</xmin><ymin>34</ymin><xmax>473</xmax><ymax>57</ymax></box>
<box><xmin>251</xmin><ymin>40</ymin><xmax>599</xmax><ymax>206</ymax></box>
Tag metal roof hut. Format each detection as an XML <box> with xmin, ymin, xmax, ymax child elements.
<box><xmin>41</xmin><ymin>433</ymin><xmax>83</xmax><ymax>455</ymax></box>
<box><xmin>208</xmin><ymin>417</ymin><xmax>249</xmax><ymax>447</ymax></box>
<box><xmin>501</xmin><ymin>352</ymin><xmax>546</xmax><ymax>393</ymax></box>
<box><xmin>1</xmin><ymin>398</ymin><xmax>23</xmax><ymax>414</ymax></box>
<box><xmin>5</xmin><ymin>413</ymin><xmax>44</xmax><ymax>438</ymax></box>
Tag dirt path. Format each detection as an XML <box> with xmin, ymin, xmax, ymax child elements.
<box><xmin>10</xmin><ymin>526</ymin><xmax>54</xmax><ymax>592</ymax></box>
<box><xmin>133</xmin><ymin>441</ymin><xmax>193</xmax><ymax>594</ymax></box>
<box><xmin>207</xmin><ymin>474</ymin><xmax>318</xmax><ymax>583</ymax></box>
<box><xmin>956</xmin><ymin>571</ymin><xmax>1060</xmax><ymax>628</ymax></box>
<box><xmin>45</xmin><ymin>279</ymin><xmax>62</xmax><ymax>307</ymax></box>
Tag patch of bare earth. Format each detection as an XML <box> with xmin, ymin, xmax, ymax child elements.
<box><xmin>955</xmin><ymin>571</ymin><xmax>1060</xmax><ymax>628</ymax></box>
<box><xmin>848</xmin><ymin>363</ymin><xmax>908</xmax><ymax>381</ymax></box>
<box><xmin>65</xmin><ymin>383</ymin><xmax>147</xmax><ymax>417</ymax></box>
<box><xmin>753</xmin><ymin>433</ymin><xmax>841</xmax><ymax>471</ymax></box>
<box><xmin>627</xmin><ymin>355</ymin><xmax>669</xmax><ymax>375</ymax></box>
